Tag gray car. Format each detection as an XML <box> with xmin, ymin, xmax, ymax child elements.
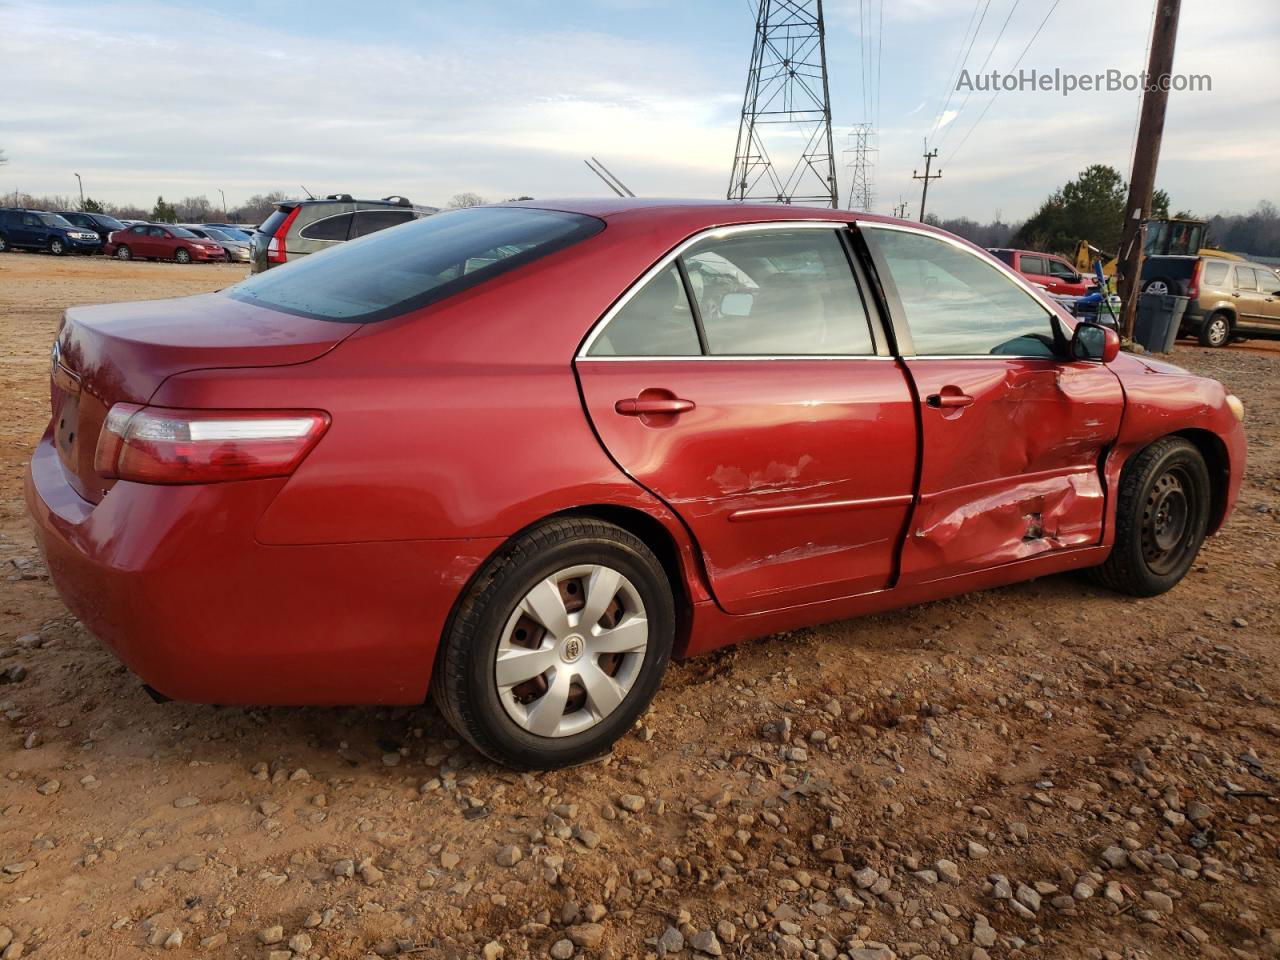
<box><xmin>251</xmin><ymin>194</ymin><xmax>437</xmax><ymax>272</ymax></box>
<box><xmin>181</xmin><ymin>225</ymin><xmax>251</xmax><ymax>263</ymax></box>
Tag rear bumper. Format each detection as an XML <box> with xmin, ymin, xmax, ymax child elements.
<box><xmin>25</xmin><ymin>432</ymin><xmax>499</xmax><ymax>705</ymax></box>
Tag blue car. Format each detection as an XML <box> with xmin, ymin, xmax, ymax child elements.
<box><xmin>0</xmin><ymin>208</ymin><xmax>103</xmax><ymax>255</ymax></box>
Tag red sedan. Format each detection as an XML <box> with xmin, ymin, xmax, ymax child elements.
<box><xmin>27</xmin><ymin>201</ymin><xmax>1246</xmax><ymax>769</ymax></box>
<box><xmin>106</xmin><ymin>223</ymin><xmax>228</xmax><ymax>263</ymax></box>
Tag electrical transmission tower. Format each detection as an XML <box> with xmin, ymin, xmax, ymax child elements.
<box><xmin>843</xmin><ymin>123</ymin><xmax>875</xmax><ymax>212</ymax></box>
<box><xmin>728</xmin><ymin>0</ymin><xmax>838</xmax><ymax>207</ymax></box>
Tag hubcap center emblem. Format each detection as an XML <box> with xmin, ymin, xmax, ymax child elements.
<box><xmin>561</xmin><ymin>635</ymin><xmax>585</xmax><ymax>663</ymax></box>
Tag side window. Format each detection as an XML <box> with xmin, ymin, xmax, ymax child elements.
<box><xmin>1047</xmin><ymin>259</ymin><xmax>1077</xmax><ymax>279</ymax></box>
<box><xmin>682</xmin><ymin>229</ymin><xmax>874</xmax><ymax>355</ymax></box>
<box><xmin>1202</xmin><ymin>261</ymin><xmax>1230</xmax><ymax>287</ymax></box>
<box><xmin>864</xmin><ymin>227</ymin><xmax>1059</xmax><ymax>358</ymax></box>
<box><xmin>351</xmin><ymin>210</ymin><xmax>415</xmax><ymax>238</ymax></box>
<box><xmin>23</xmin><ymin>214</ymin><xmax>39</xmax><ymax>226</ymax></box>
<box><xmin>300</xmin><ymin>213</ymin><xmax>353</xmax><ymax>242</ymax></box>
<box><xmin>588</xmin><ymin>265</ymin><xmax>701</xmax><ymax>357</ymax></box>
<box><xmin>131</xmin><ymin>225</ymin><xmax>148</xmax><ymax>234</ymax></box>
<box><xmin>1020</xmin><ymin>255</ymin><xmax>1046</xmax><ymax>275</ymax></box>
<box><xmin>148</xmin><ymin>226</ymin><xmax>167</xmax><ymax>238</ymax></box>
<box><xmin>1259</xmin><ymin>269</ymin><xmax>1280</xmax><ymax>293</ymax></box>
<box><xmin>1234</xmin><ymin>267</ymin><xmax>1257</xmax><ymax>291</ymax></box>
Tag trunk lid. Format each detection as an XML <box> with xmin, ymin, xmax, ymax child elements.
<box><xmin>51</xmin><ymin>291</ymin><xmax>355</xmax><ymax>503</ymax></box>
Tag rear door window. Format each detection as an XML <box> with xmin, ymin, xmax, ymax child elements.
<box><xmin>350</xmin><ymin>210</ymin><xmax>415</xmax><ymax>238</ymax></box>
<box><xmin>299</xmin><ymin>213</ymin><xmax>353</xmax><ymax>242</ymax></box>
<box><xmin>1202</xmin><ymin>261</ymin><xmax>1230</xmax><ymax>286</ymax></box>
<box><xmin>587</xmin><ymin>265</ymin><xmax>701</xmax><ymax>357</ymax></box>
<box><xmin>1020</xmin><ymin>255</ymin><xmax>1046</xmax><ymax>274</ymax></box>
<box><xmin>229</xmin><ymin>207</ymin><xmax>603</xmax><ymax>322</ymax></box>
<box><xmin>1234</xmin><ymin>267</ymin><xmax>1257</xmax><ymax>290</ymax></box>
<box><xmin>682</xmin><ymin>228</ymin><xmax>874</xmax><ymax>355</ymax></box>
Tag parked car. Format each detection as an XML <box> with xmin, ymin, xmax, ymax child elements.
<box><xmin>251</xmin><ymin>194</ymin><xmax>434</xmax><ymax>272</ymax></box>
<box><xmin>56</xmin><ymin>211</ymin><xmax>128</xmax><ymax>247</ymax></box>
<box><xmin>27</xmin><ymin>201</ymin><xmax>1246</xmax><ymax>769</ymax></box>
<box><xmin>989</xmin><ymin>247</ymin><xmax>1096</xmax><ymax>296</ymax></box>
<box><xmin>105</xmin><ymin>223</ymin><xmax>229</xmax><ymax>263</ymax></box>
<box><xmin>0</xmin><ymin>208</ymin><xmax>103</xmax><ymax>255</ymax></box>
<box><xmin>1143</xmin><ymin>255</ymin><xmax>1280</xmax><ymax>347</ymax></box>
<box><xmin>180</xmin><ymin>224</ymin><xmax>251</xmax><ymax>263</ymax></box>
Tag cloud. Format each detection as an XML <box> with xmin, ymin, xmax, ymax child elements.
<box><xmin>0</xmin><ymin>1</ymin><xmax>739</xmax><ymax>206</ymax></box>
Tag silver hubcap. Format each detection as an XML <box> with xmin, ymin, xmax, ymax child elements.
<box><xmin>1146</xmin><ymin>281</ymin><xmax>1168</xmax><ymax>295</ymax></box>
<box><xmin>495</xmin><ymin>564</ymin><xmax>648</xmax><ymax>738</ymax></box>
<box><xmin>1208</xmin><ymin>319</ymin><xmax>1227</xmax><ymax>345</ymax></box>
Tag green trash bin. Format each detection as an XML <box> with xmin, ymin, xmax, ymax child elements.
<box><xmin>1134</xmin><ymin>293</ymin><xmax>1188</xmax><ymax>353</ymax></box>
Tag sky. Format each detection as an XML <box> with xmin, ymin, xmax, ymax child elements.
<box><xmin>1</xmin><ymin>0</ymin><xmax>1275</xmax><ymax>221</ymax></box>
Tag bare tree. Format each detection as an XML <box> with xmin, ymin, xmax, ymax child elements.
<box><xmin>177</xmin><ymin>195</ymin><xmax>214</xmax><ymax>222</ymax></box>
<box><xmin>446</xmin><ymin>192</ymin><xmax>487</xmax><ymax>209</ymax></box>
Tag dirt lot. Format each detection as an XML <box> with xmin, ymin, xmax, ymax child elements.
<box><xmin>1</xmin><ymin>253</ymin><xmax>1278</xmax><ymax>960</ymax></box>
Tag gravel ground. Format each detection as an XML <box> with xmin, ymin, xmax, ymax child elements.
<box><xmin>1</xmin><ymin>253</ymin><xmax>1277</xmax><ymax>960</ymax></box>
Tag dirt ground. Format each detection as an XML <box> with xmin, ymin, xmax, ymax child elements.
<box><xmin>1</xmin><ymin>253</ymin><xmax>1277</xmax><ymax>960</ymax></box>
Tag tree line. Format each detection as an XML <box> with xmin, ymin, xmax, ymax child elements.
<box><xmin>926</xmin><ymin>164</ymin><xmax>1279</xmax><ymax>260</ymax></box>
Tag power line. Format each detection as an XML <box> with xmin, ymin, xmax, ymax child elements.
<box><xmin>936</xmin><ymin>0</ymin><xmax>1021</xmax><ymax>151</ymax></box>
<box><xmin>875</xmin><ymin>0</ymin><xmax>884</xmax><ymax>128</ymax></box>
<box><xmin>927</xmin><ymin>0</ymin><xmax>990</xmax><ymax>146</ymax></box>
<box><xmin>943</xmin><ymin>0</ymin><xmax>1062</xmax><ymax>165</ymax></box>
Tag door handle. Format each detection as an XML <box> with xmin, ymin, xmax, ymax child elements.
<box><xmin>615</xmin><ymin>396</ymin><xmax>695</xmax><ymax>416</ymax></box>
<box><xmin>926</xmin><ymin>391</ymin><xmax>974</xmax><ymax>409</ymax></box>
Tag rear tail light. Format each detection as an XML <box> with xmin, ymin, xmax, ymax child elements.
<box><xmin>94</xmin><ymin>404</ymin><xmax>329</xmax><ymax>484</ymax></box>
<box><xmin>266</xmin><ymin>206</ymin><xmax>301</xmax><ymax>264</ymax></box>
<box><xmin>1187</xmin><ymin>259</ymin><xmax>1202</xmax><ymax>300</ymax></box>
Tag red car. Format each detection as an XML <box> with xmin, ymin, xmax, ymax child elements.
<box><xmin>990</xmin><ymin>247</ymin><xmax>1096</xmax><ymax>296</ymax></box>
<box><xmin>27</xmin><ymin>201</ymin><xmax>1246</xmax><ymax>769</ymax></box>
<box><xmin>106</xmin><ymin>223</ymin><xmax>228</xmax><ymax>263</ymax></box>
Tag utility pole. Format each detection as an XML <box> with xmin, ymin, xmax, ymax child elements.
<box><xmin>913</xmin><ymin>149</ymin><xmax>941</xmax><ymax>221</ymax></box>
<box><xmin>74</xmin><ymin>173</ymin><xmax>84</xmax><ymax>208</ymax></box>
<box><xmin>1118</xmin><ymin>0</ymin><xmax>1182</xmax><ymax>340</ymax></box>
<box><xmin>218</xmin><ymin>188</ymin><xmax>228</xmax><ymax>220</ymax></box>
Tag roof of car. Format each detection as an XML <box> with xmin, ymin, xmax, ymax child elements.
<box><xmin>501</xmin><ymin>197</ymin><xmax>923</xmax><ymax>232</ymax></box>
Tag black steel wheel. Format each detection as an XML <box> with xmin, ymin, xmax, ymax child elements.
<box><xmin>1090</xmin><ymin>437</ymin><xmax>1211</xmax><ymax>596</ymax></box>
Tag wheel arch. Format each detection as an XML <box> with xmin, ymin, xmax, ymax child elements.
<box><xmin>1171</xmin><ymin>427</ymin><xmax>1231</xmax><ymax>534</ymax></box>
<box><xmin>432</xmin><ymin>503</ymin><xmax>705</xmax><ymax>699</ymax></box>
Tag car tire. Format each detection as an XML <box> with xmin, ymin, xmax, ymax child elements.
<box><xmin>174</xmin><ymin>248</ymin><xmax>192</xmax><ymax>264</ymax></box>
<box><xmin>1143</xmin><ymin>278</ymin><xmax>1172</xmax><ymax>295</ymax></box>
<box><xmin>115</xmin><ymin>245</ymin><xmax>132</xmax><ymax>261</ymax></box>
<box><xmin>1198</xmin><ymin>312</ymin><xmax>1231</xmax><ymax>348</ymax></box>
<box><xmin>49</xmin><ymin>238</ymin><xmax>66</xmax><ymax>256</ymax></box>
<box><xmin>432</xmin><ymin>517</ymin><xmax>675</xmax><ymax>770</ymax></box>
<box><xmin>1089</xmin><ymin>437</ymin><xmax>1211</xmax><ymax>597</ymax></box>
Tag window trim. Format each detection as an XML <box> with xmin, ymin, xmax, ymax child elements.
<box><xmin>297</xmin><ymin>211</ymin><xmax>354</xmax><ymax>244</ymax></box>
<box><xmin>576</xmin><ymin>220</ymin><xmax>892</xmax><ymax>361</ymax></box>
<box><xmin>855</xmin><ymin>220</ymin><xmax>1070</xmax><ymax>360</ymax></box>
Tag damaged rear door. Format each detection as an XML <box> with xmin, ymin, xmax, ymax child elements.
<box><xmin>861</xmin><ymin>223</ymin><xmax>1123</xmax><ymax>585</ymax></box>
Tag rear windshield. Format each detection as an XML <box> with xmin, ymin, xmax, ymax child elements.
<box><xmin>1144</xmin><ymin>256</ymin><xmax>1197</xmax><ymax>280</ymax></box>
<box><xmin>256</xmin><ymin>208</ymin><xmax>294</xmax><ymax>236</ymax></box>
<box><xmin>171</xmin><ymin>226</ymin><xmax>198</xmax><ymax>238</ymax></box>
<box><xmin>990</xmin><ymin>249</ymin><xmax>1014</xmax><ymax>265</ymax></box>
<box><xmin>40</xmin><ymin>213</ymin><xmax>74</xmax><ymax>227</ymax></box>
<box><xmin>97</xmin><ymin>215</ymin><xmax>125</xmax><ymax>230</ymax></box>
<box><xmin>228</xmin><ymin>207</ymin><xmax>604</xmax><ymax>322</ymax></box>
